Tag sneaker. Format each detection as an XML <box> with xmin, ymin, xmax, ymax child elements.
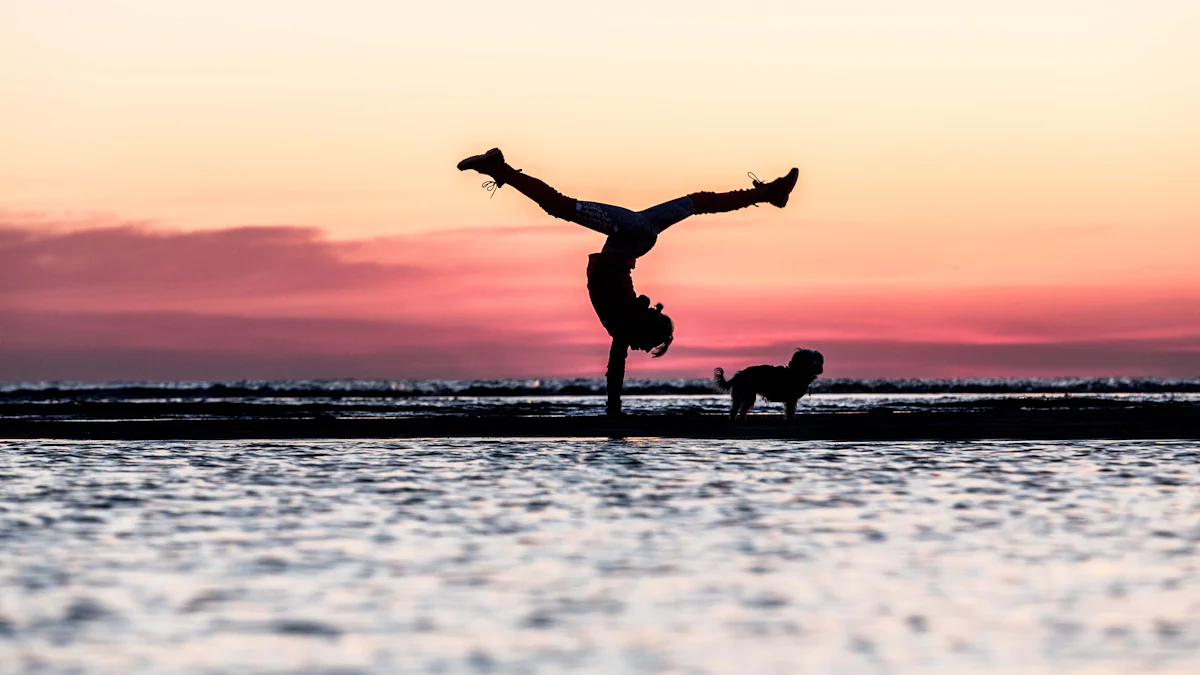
<box><xmin>457</xmin><ymin>148</ymin><xmax>506</xmax><ymax>179</ymax></box>
<box><xmin>752</xmin><ymin>167</ymin><xmax>800</xmax><ymax>208</ymax></box>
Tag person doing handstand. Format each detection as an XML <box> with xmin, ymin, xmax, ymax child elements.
<box><xmin>458</xmin><ymin>148</ymin><xmax>799</xmax><ymax>417</ymax></box>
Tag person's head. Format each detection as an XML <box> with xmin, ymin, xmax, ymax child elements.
<box><xmin>627</xmin><ymin>300</ymin><xmax>674</xmax><ymax>358</ymax></box>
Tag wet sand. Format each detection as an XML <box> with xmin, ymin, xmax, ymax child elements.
<box><xmin>3</xmin><ymin>399</ymin><xmax>1198</xmax><ymax>440</ymax></box>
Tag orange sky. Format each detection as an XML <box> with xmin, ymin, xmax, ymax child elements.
<box><xmin>2</xmin><ymin>1</ymin><xmax>1198</xmax><ymax>380</ymax></box>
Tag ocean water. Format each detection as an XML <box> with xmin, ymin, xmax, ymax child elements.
<box><xmin>2</xmin><ymin>438</ymin><xmax>1199</xmax><ymax>674</ymax></box>
<box><xmin>4</xmin><ymin>377</ymin><xmax>1199</xmax><ymax>421</ymax></box>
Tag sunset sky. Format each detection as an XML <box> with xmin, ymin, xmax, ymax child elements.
<box><xmin>3</xmin><ymin>0</ymin><xmax>1198</xmax><ymax>381</ymax></box>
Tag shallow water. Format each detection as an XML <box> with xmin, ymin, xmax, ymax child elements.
<box><xmin>7</xmin><ymin>392</ymin><xmax>1200</xmax><ymax>423</ymax></box>
<box><xmin>322</xmin><ymin>392</ymin><xmax>1200</xmax><ymax>418</ymax></box>
<box><xmin>6</xmin><ymin>377</ymin><xmax>1199</xmax><ymax>422</ymax></box>
<box><xmin>2</xmin><ymin>439</ymin><xmax>1199</xmax><ymax>673</ymax></box>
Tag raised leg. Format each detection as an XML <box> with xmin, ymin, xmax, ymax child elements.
<box><xmin>688</xmin><ymin>168</ymin><xmax>799</xmax><ymax>215</ymax></box>
<box><xmin>639</xmin><ymin>196</ymin><xmax>697</xmax><ymax>234</ymax></box>
<box><xmin>688</xmin><ymin>188</ymin><xmax>762</xmax><ymax>216</ymax></box>
<box><xmin>495</xmin><ymin>167</ymin><xmax>579</xmax><ymax>222</ymax></box>
<box><xmin>458</xmin><ymin>149</ymin><xmax>578</xmax><ymax>221</ymax></box>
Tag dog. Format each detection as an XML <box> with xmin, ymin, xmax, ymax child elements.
<box><xmin>713</xmin><ymin>348</ymin><xmax>824</xmax><ymax>421</ymax></box>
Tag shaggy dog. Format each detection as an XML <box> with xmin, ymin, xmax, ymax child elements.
<box><xmin>713</xmin><ymin>348</ymin><xmax>824</xmax><ymax>421</ymax></box>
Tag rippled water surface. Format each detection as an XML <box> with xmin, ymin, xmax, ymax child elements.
<box><xmin>2</xmin><ymin>439</ymin><xmax>1199</xmax><ymax>674</ymax></box>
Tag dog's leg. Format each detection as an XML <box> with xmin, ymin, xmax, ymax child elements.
<box><xmin>784</xmin><ymin>399</ymin><xmax>797</xmax><ymax>421</ymax></box>
<box><xmin>738</xmin><ymin>397</ymin><xmax>753</xmax><ymax>422</ymax></box>
<box><xmin>728</xmin><ymin>396</ymin><xmax>739</xmax><ymax>422</ymax></box>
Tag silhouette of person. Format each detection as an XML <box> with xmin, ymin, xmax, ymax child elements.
<box><xmin>458</xmin><ymin>148</ymin><xmax>799</xmax><ymax>417</ymax></box>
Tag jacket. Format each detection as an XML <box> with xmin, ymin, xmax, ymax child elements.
<box><xmin>586</xmin><ymin>252</ymin><xmax>642</xmax><ymax>341</ymax></box>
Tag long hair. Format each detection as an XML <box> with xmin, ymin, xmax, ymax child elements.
<box><xmin>630</xmin><ymin>302</ymin><xmax>674</xmax><ymax>358</ymax></box>
<box><xmin>650</xmin><ymin>313</ymin><xmax>674</xmax><ymax>358</ymax></box>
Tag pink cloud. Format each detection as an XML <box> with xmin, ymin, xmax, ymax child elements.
<box><xmin>1</xmin><ymin>215</ymin><xmax>1198</xmax><ymax>381</ymax></box>
<box><xmin>3</xmin><ymin>310</ymin><xmax>1198</xmax><ymax>382</ymax></box>
<box><xmin>0</xmin><ymin>310</ymin><xmax>609</xmax><ymax>381</ymax></box>
<box><xmin>0</xmin><ymin>221</ymin><xmax>421</xmax><ymax>313</ymax></box>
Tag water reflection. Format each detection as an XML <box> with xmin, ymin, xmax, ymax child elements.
<box><xmin>0</xmin><ymin>439</ymin><xmax>1198</xmax><ymax>672</ymax></box>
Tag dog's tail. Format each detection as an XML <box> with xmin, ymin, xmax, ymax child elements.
<box><xmin>712</xmin><ymin>367</ymin><xmax>732</xmax><ymax>393</ymax></box>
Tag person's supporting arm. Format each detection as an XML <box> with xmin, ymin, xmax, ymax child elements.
<box><xmin>606</xmin><ymin>338</ymin><xmax>628</xmax><ymax>417</ymax></box>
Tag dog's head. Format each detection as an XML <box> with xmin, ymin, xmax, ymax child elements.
<box><xmin>788</xmin><ymin>348</ymin><xmax>824</xmax><ymax>376</ymax></box>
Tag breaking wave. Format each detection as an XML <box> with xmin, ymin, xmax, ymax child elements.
<box><xmin>3</xmin><ymin>377</ymin><xmax>1199</xmax><ymax>402</ymax></box>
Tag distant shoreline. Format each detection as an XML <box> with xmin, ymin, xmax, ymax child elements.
<box><xmin>4</xmin><ymin>405</ymin><xmax>1198</xmax><ymax>441</ymax></box>
<box><xmin>4</xmin><ymin>377</ymin><xmax>1200</xmax><ymax>400</ymax></box>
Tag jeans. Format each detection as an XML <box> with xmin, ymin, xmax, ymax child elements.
<box><xmin>574</xmin><ymin>196</ymin><xmax>696</xmax><ymax>260</ymax></box>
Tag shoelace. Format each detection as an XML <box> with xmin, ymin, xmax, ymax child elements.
<box><xmin>747</xmin><ymin>171</ymin><xmax>763</xmax><ymax>207</ymax></box>
<box><xmin>480</xmin><ymin>169</ymin><xmax>521</xmax><ymax>199</ymax></box>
